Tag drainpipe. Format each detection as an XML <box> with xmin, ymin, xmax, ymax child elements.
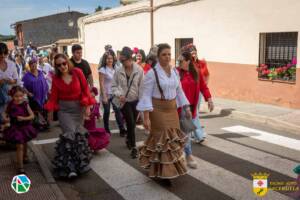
<box><xmin>150</xmin><ymin>0</ymin><xmax>154</xmax><ymax>47</ymax></box>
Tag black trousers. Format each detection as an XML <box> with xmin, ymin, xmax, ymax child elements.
<box><xmin>121</xmin><ymin>101</ymin><xmax>138</xmax><ymax>148</ymax></box>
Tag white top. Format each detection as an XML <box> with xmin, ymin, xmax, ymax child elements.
<box><xmin>98</xmin><ymin>66</ymin><xmax>115</xmax><ymax>95</ymax></box>
<box><xmin>38</xmin><ymin>63</ymin><xmax>53</xmax><ymax>77</ymax></box>
<box><xmin>15</xmin><ymin>63</ymin><xmax>23</xmax><ymax>80</ymax></box>
<box><xmin>0</xmin><ymin>59</ymin><xmax>21</xmax><ymax>86</ymax></box>
<box><xmin>39</xmin><ymin>63</ymin><xmax>54</xmax><ymax>89</ymax></box>
<box><xmin>137</xmin><ymin>63</ymin><xmax>189</xmax><ymax>111</ymax></box>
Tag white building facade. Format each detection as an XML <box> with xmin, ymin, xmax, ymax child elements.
<box><xmin>79</xmin><ymin>0</ymin><xmax>300</xmax><ymax>108</ymax></box>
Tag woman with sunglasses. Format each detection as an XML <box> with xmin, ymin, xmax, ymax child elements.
<box><xmin>137</xmin><ymin>43</ymin><xmax>191</xmax><ymax>185</ymax></box>
<box><xmin>177</xmin><ymin>51</ymin><xmax>213</xmax><ymax>169</ymax></box>
<box><xmin>45</xmin><ymin>53</ymin><xmax>95</xmax><ymax>178</ymax></box>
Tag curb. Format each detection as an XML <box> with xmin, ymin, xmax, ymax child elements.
<box><xmin>28</xmin><ymin>142</ymin><xmax>66</xmax><ymax>200</ymax></box>
<box><xmin>201</xmin><ymin>106</ymin><xmax>300</xmax><ymax>135</ymax></box>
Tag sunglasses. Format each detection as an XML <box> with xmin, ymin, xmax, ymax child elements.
<box><xmin>55</xmin><ymin>61</ymin><xmax>67</xmax><ymax>68</ymax></box>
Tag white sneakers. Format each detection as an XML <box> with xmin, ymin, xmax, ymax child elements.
<box><xmin>186</xmin><ymin>155</ymin><xmax>198</xmax><ymax>169</ymax></box>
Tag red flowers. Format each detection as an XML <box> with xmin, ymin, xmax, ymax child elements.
<box><xmin>257</xmin><ymin>61</ymin><xmax>297</xmax><ymax>82</ymax></box>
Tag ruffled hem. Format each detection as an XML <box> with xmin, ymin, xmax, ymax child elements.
<box><xmin>52</xmin><ymin>132</ymin><xmax>92</xmax><ymax>178</ymax></box>
<box><xmin>138</xmin><ymin>128</ymin><xmax>188</xmax><ymax>179</ymax></box>
<box><xmin>87</xmin><ymin>128</ymin><xmax>110</xmax><ymax>151</ymax></box>
<box><xmin>3</xmin><ymin>125</ymin><xmax>37</xmax><ymax>144</ymax></box>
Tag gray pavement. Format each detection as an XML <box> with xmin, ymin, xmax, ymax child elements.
<box><xmin>201</xmin><ymin>97</ymin><xmax>300</xmax><ymax>134</ymax></box>
<box><xmin>0</xmin><ymin>143</ymin><xmax>65</xmax><ymax>200</ymax></box>
<box><xmin>28</xmin><ymin>110</ymin><xmax>300</xmax><ymax>200</ymax></box>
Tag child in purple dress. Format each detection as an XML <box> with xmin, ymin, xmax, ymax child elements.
<box><xmin>84</xmin><ymin>87</ymin><xmax>110</xmax><ymax>151</ymax></box>
<box><xmin>3</xmin><ymin>86</ymin><xmax>37</xmax><ymax>174</ymax></box>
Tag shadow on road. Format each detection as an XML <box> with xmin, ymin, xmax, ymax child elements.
<box><xmin>200</xmin><ymin>108</ymin><xmax>235</xmax><ymax>119</ymax></box>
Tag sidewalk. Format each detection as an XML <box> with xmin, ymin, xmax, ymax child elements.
<box><xmin>200</xmin><ymin>97</ymin><xmax>300</xmax><ymax>134</ymax></box>
<box><xmin>0</xmin><ymin>142</ymin><xmax>65</xmax><ymax>200</ymax></box>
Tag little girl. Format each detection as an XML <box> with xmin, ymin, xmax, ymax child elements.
<box><xmin>3</xmin><ymin>86</ymin><xmax>37</xmax><ymax>174</ymax></box>
<box><xmin>84</xmin><ymin>87</ymin><xmax>110</xmax><ymax>151</ymax></box>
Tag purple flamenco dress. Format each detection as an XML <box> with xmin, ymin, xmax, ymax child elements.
<box><xmin>4</xmin><ymin>101</ymin><xmax>37</xmax><ymax>144</ymax></box>
<box><xmin>84</xmin><ymin>103</ymin><xmax>110</xmax><ymax>151</ymax></box>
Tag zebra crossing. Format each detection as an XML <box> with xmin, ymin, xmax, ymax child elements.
<box><xmin>34</xmin><ymin>121</ymin><xmax>300</xmax><ymax>200</ymax></box>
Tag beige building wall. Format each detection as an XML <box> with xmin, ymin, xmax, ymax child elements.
<box><xmin>154</xmin><ymin>0</ymin><xmax>300</xmax><ymax>65</ymax></box>
<box><xmin>79</xmin><ymin>0</ymin><xmax>300</xmax><ymax>108</ymax></box>
<box><xmin>79</xmin><ymin>0</ymin><xmax>151</xmax><ymax>64</ymax></box>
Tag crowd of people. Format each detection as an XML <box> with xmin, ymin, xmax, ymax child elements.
<box><xmin>0</xmin><ymin>41</ymin><xmax>214</xmax><ymax>185</ymax></box>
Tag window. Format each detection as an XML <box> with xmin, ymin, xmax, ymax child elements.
<box><xmin>258</xmin><ymin>32</ymin><xmax>297</xmax><ymax>82</ymax></box>
<box><xmin>175</xmin><ymin>38</ymin><xmax>193</xmax><ymax>60</ymax></box>
<box><xmin>63</xmin><ymin>46</ymin><xmax>67</xmax><ymax>54</ymax></box>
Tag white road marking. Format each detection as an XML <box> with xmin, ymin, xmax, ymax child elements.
<box><xmin>32</xmin><ymin>138</ymin><xmax>59</xmax><ymax>145</ymax></box>
<box><xmin>204</xmin><ymin>135</ymin><xmax>297</xmax><ymax>178</ymax></box>
<box><xmin>136</xmin><ymin>141</ymin><xmax>291</xmax><ymax>200</ymax></box>
<box><xmin>222</xmin><ymin>125</ymin><xmax>300</xmax><ymax>151</ymax></box>
<box><xmin>90</xmin><ymin>149</ymin><xmax>182</xmax><ymax>200</ymax></box>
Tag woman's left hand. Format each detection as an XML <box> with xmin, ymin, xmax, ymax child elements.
<box><xmin>185</xmin><ymin>109</ymin><xmax>192</xmax><ymax>119</ymax></box>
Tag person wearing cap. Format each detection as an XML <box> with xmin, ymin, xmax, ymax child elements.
<box><xmin>70</xmin><ymin>44</ymin><xmax>94</xmax><ymax>87</ymax></box>
<box><xmin>111</xmin><ymin>47</ymin><xmax>144</xmax><ymax>159</ymax></box>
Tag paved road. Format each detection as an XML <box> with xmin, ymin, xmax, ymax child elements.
<box><xmin>33</xmin><ymin>111</ymin><xmax>300</xmax><ymax>200</ymax></box>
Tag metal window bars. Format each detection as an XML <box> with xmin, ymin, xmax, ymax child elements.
<box><xmin>260</xmin><ymin>32</ymin><xmax>298</xmax><ymax>67</ymax></box>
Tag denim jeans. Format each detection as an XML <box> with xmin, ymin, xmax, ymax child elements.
<box><xmin>193</xmin><ymin>94</ymin><xmax>206</xmax><ymax>140</ymax></box>
<box><xmin>184</xmin><ymin>133</ymin><xmax>192</xmax><ymax>156</ymax></box>
<box><xmin>102</xmin><ymin>97</ymin><xmax>125</xmax><ymax>132</ymax></box>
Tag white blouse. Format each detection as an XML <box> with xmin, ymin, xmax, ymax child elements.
<box><xmin>137</xmin><ymin>63</ymin><xmax>189</xmax><ymax>111</ymax></box>
<box><xmin>98</xmin><ymin>66</ymin><xmax>115</xmax><ymax>95</ymax></box>
<box><xmin>0</xmin><ymin>59</ymin><xmax>21</xmax><ymax>86</ymax></box>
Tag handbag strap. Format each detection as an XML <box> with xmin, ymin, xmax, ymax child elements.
<box><xmin>153</xmin><ymin>67</ymin><xmax>165</xmax><ymax>100</ymax></box>
<box><xmin>125</xmin><ymin>72</ymin><xmax>137</xmax><ymax>98</ymax></box>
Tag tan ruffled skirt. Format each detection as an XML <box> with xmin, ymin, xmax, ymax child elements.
<box><xmin>139</xmin><ymin>98</ymin><xmax>188</xmax><ymax>179</ymax></box>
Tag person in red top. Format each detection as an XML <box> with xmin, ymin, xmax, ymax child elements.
<box><xmin>182</xmin><ymin>43</ymin><xmax>211</xmax><ymax>142</ymax></box>
<box><xmin>189</xmin><ymin>45</ymin><xmax>210</xmax><ymax>84</ymax></box>
<box><xmin>45</xmin><ymin>53</ymin><xmax>95</xmax><ymax>179</ymax></box>
<box><xmin>177</xmin><ymin>51</ymin><xmax>214</xmax><ymax>169</ymax></box>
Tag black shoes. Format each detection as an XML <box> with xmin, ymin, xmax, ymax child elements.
<box><xmin>131</xmin><ymin>148</ymin><xmax>138</xmax><ymax>159</ymax></box>
<box><xmin>126</xmin><ymin>139</ymin><xmax>132</xmax><ymax>150</ymax></box>
<box><xmin>120</xmin><ymin>129</ymin><xmax>127</xmax><ymax>137</ymax></box>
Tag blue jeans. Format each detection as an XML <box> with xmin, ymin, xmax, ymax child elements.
<box><xmin>184</xmin><ymin>133</ymin><xmax>192</xmax><ymax>156</ymax></box>
<box><xmin>102</xmin><ymin>97</ymin><xmax>125</xmax><ymax>132</ymax></box>
<box><xmin>192</xmin><ymin>94</ymin><xmax>206</xmax><ymax>140</ymax></box>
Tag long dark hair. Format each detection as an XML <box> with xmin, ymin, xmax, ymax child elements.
<box><xmin>53</xmin><ymin>53</ymin><xmax>74</xmax><ymax>77</ymax></box>
<box><xmin>180</xmin><ymin>51</ymin><xmax>198</xmax><ymax>81</ymax></box>
<box><xmin>134</xmin><ymin>49</ymin><xmax>146</xmax><ymax>63</ymax></box>
<box><xmin>100</xmin><ymin>49</ymin><xmax>117</xmax><ymax>69</ymax></box>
